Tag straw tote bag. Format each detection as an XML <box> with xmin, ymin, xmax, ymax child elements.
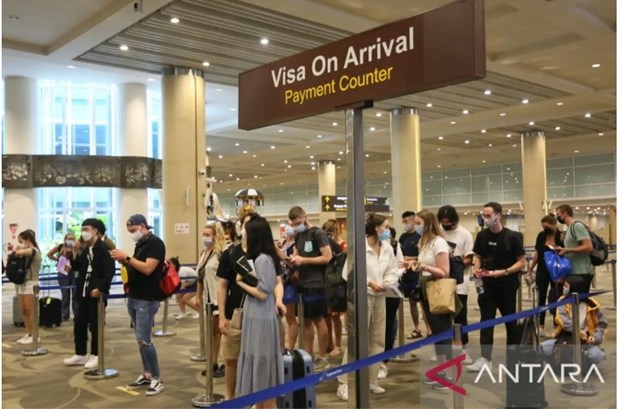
<box><xmin>426</xmin><ymin>278</ymin><xmax>457</xmax><ymax>314</ymax></box>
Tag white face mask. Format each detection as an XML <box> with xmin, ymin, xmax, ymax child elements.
<box><xmin>81</xmin><ymin>232</ymin><xmax>93</xmax><ymax>242</ymax></box>
<box><xmin>130</xmin><ymin>230</ymin><xmax>143</xmax><ymax>242</ymax></box>
<box><xmin>202</xmin><ymin>237</ymin><xmax>213</xmax><ymax>247</ymax></box>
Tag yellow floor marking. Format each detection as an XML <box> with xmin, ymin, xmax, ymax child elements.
<box><xmin>116</xmin><ymin>386</ymin><xmax>140</xmax><ymax>396</ymax></box>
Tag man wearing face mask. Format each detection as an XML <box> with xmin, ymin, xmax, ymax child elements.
<box><xmin>467</xmin><ymin>202</ymin><xmax>526</xmax><ymax>372</ymax></box>
<box><xmin>398</xmin><ymin>211</ymin><xmax>424</xmax><ymax>339</ymax></box>
<box><xmin>554</xmin><ymin>204</ymin><xmax>594</xmax><ymax>290</ymax></box>
<box><xmin>110</xmin><ymin>214</ymin><xmax>167</xmax><ymax>396</ymax></box>
<box><xmin>288</xmin><ymin>205</ymin><xmax>333</xmax><ymax>372</ymax></box>
<box><xmin>63</xmin><ymin>219</ymin><xmax>115</xmax><ymax>370</ymax></box>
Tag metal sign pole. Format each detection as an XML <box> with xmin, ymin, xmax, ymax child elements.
<box><xmin>297</xmin><ymin>293</ymin><xmax>305</xmax><ymax>350</ymax></box>
<box><xmin>154</xmin><ymin>298</ymin><xmax>176</xmax><ymax>337</ymax></box>
<box><xmin>21</xmin><ymin>285</ymin><xmax>47</xmax><ymax>357</ymax></box>
<box><xmin>345</xmin><ymin>107</ymin><xmax>370</xmax><ymax>409</ymax></box>
<box><xmin>389</xmin><ymin>298</ymin><xmax>417</xmax><ymax>363</ymax></box>
<box><xmin>192</xmin><ymin>303</ymin><xmax>224</xmax><ymax>407</ymax></box>
<box><xmin>84</xmin><ymin>294</ymin><xmax>118</xmax><ymax>379</ymax></box>
<box><xmin>561</xmin><ymin>292</ymin><xmax>598</xmax><ymax>396</ymax></box>
<box><xmin>191</xmin><ymin>301</ymin><xmax>207</xmax><ymax>362</ymax></box>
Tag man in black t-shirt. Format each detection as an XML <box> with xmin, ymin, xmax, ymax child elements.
<box><xmin>398</xmin><ymin>210</ymin><xmax>423</xmax><ymax>339</ymax></box>
<box><xmin>110</xmin><ymin>214</ymin><xmax>166</xmax><ymax>396</ymax></box>
<box><xmin>467</xmin><ymin>202</ymin><xmax>526</xmax><ymax>372</ymax></box>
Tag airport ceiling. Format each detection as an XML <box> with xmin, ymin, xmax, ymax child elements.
<box><xmin>2</xmin><ymin>0</ymin><xmax>617</xmax><ymax>200</ymax></box>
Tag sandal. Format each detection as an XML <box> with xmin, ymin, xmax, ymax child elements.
<box><xmin>407</xmin><ymin>329</ymin><xmax>423</xmax><ymax>339</ymax></box>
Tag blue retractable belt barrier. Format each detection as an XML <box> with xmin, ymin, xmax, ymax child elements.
<box><xmin>211</xmin><ymin>290</ymin><xmax>609</xmax><ymax>408</ymax></box>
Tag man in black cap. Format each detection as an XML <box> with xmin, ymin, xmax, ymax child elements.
<box><xmin>110</xmin><ymin>214</ymin><xmax>166</xmax><ymax>396</ymax></box>
<box><xmin>63</xmin><ymin>218</ymin><xmax>115</xmax><ymax>370</ymax></box>
<box><xmin>94</xmin><ymin>219</ymin><xmax>116</xmax><ymax>250</ymax></box>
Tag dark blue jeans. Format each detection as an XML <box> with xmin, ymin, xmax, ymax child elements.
<box><xmin>58</xmin><ymin>271</ymin><xmax>77</xmax><ymax>320</ymax></box>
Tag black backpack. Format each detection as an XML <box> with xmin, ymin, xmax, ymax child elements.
<box><xmin>449</xmin><ymin>255</ymin><xmax>465</xmax><ymax>284</ymax></box>
<box><xmin>324</xmin><ymin>250</ymin><xmax>347</xmax><ymax>311</ymax></box>
<box><xmin>570</xmin><ymin>221</ymin><xmax>608</xmax><ymax>266</ymax></box>
<box><xmin>6</xmin><ymin>252</ymin><xmax>34</xmax><ymax>285</ymax></box>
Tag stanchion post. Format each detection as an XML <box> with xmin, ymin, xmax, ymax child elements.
<box><xmin>154</xmin><ymin>297</ymin><xmax>176</xmax><ymax>337</ymax></box>
<box><xmin>607</xmin><ymin>260</ymin><xmax>616</xmax><ymax>311</ymax></box>
<box><xmin>452</xmin><ymin>323</ymin><xmax>464</xmax><ymax>409</ymax></box>
<box><xmin>297</xmin><ymin>293</ymin><xmax>305</xmax><ymax>350</ymax></box>
<box><xmin>21</xmin><ymin>285</ymin><xmax>48</xmax><ymax>356</ymax></box>
<box><xmin>517</xmin><ymin>273</ymin><xmax>523</xmax><ymax>313</ymax></box>
<box><xmin>560</xmin><ymin>292</ymin><xmax>598</xmax><ymax>396</ymax></box>
<box><xmin>84</xmin><ymin>294</ymin><xmax>118</xmax><ymax>379</ymax></box>
<box><xmin>191</xmin><ymin>299</ymin><xmax>207</xmax><ymax>362</ymax></box>
<box><xmin>192</xmin><ymin>303</ymin><xmax>224</xmax><ymax>407</ymax></box>
<box><xmin>389</xmin><ymin>298</ymin><xmax>418</xmax><ymax>363</ymax></box>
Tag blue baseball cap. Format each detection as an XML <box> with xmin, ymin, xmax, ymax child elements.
<box><xmin>126</xmin><ymin>214</ymin><xmax>152</xmax><ymax>229</ymax></box>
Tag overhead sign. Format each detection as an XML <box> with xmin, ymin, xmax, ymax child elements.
<box><xmin>239</xmin><ymin>0</ymin><xmax>485</xmax><ymax>130</ymax></box>
<box><xmin>322</xmin><ymin>196</ymin><xmax>389</xmax><ymax>213</ymax></box>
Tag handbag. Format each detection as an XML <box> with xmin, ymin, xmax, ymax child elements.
<box><xmin>230</xmin><ymin>294</ymin><xmax>246</xmax><ymax>330</ymax></box>
<box><xmin>426</xmin><ymin>278</ymin><xmax>456</xmax><ymax>314</ymax></box>
<box><xmin>544</xmin><ymin>251</ymin><xmax>572</xmax><ymax>282</ymax></box>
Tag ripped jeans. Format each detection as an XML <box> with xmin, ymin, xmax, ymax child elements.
<box><xmin>127</xmin><ymin>297</ymin><xmax>161</xmax><ymax>379</ymax></box>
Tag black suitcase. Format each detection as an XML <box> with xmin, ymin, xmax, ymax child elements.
<box><xmin>506</xmin><ymin>316</ymin><xmax>548</xmax><ymax>409</ymax></box>
<box><xmin>39</xmin><ymin>296</ymin><xmax>62</xmax><ymax>327</ymax></box>
<box><xmin>277</xmin><ymin>349</ymin><xmax>316</xmax><ymax>409</ymax></box>
<box><xmin>13</xmin><ymin>295</ymin><xmax>24</xmax><ymax>327</ymax></box>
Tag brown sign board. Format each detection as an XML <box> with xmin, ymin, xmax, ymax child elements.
<box><xmin>239</xmin><ymin>0</ymin><xmax>485</xmax><ymax>130</ymax></box>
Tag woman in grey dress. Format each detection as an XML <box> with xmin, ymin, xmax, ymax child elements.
<box><xmin>235</xmin><ymin>216</ymin><xmax>284</xmax><ymax>408</ymax></box>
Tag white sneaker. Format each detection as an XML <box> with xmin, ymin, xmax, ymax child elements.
<box><xmin>174</xmin><ymin>313</ymin><xmax>185</xmax><ymax>320</ymax></box>
<box><xmin>463</xmin><ymin>351</ymin><xmax>473</xmax><ymax>365</ymax></box>
<box><xmin>17</xmin><ymin>335</ymin><xmax>39</xmax><ymax>345</ymax></box>
<box><xmin>145</xmin><ymin>378</ymin><xmax>164</xmax><ymax>396</ymax></box>
<box><xmin>370</xmin><ymin>383</ymin><xmax>386</xmax><ymax>394</ymax></box>
<box><xmin>64</xmin><ymin>354</ymin><xmax>90</xmax><ymax>366</ymax></box>
<box><xmin>191</xmin><ymin>312</ymin><xmax>199</xmax><ymax>319</ymax></box>
<box><xmin>16</xmin><ymin>335</ymin><xmax>30</xmax><ymax>344</ymax></box>
<box><xmin>466</xmin><ymin>357</ymin><xmax>491</xmax><ymax>372</ymax></box>
<box><xmin>84</xmin><ymin>355</ymin><xmax>99</xmax><ymax>369</ymax></box>
<box><xmin>336</xmin><ymin>384</ymin><xmax>348</xmax><ymax>401</ymax></box>
<box><xmin>429</xmin><ymin>355</ymin><xmax>437</xmax><ymax>362</ymax></box>
<box><xmin>378</xmin><ymin>363</ymin><xmax>388</xmax><ymax>379</ymax></box>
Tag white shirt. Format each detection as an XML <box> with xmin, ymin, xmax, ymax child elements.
<box><xmin>417</xmin><ymin>236</ymin><xmax>450</xmax><ymax>278</ymax></box>
<box><xmin>442</xmin><ymin>225</ymin><xmax>474</xmax><ymax>295</ymax></box>
<box><xmin>365</xmin><ymin>238</ymin><xmax>400</xmax><ymax>296</ymax></box>
<box><xmin>197</xmin><ymin>249</ymin><xmax>219</xmax><ymax>305</ymax></box>
<box><xmin>178</xmin><ymin>266</ymin><xmax>197</xmax><ymax>286</ymax></box>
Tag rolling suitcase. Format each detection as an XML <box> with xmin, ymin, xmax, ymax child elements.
<box><xmin>39</xmin><ymin>296</ymin><xmax>62</xmax><ymax>327</ymax></box>
<box><xmin>277</xmin><ymin>349</ymin><xmax>316</xmax><ymax>409</ymax></box>
<box><xmin>13</xmin><ymin>296</ymin><xmax>24</xmax><ymax>327</ymax></box>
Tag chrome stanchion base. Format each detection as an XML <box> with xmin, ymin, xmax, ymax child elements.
<box><xmin>21</xmin><ymin>347</ymin><xmax>48</xmax><ymax>356</ymax></box>
<box><xmin>192</xmin><ymin>393</ymin><xmax>225</xmax><ymax>407</ymax></box>
<box><xmin>389</xmin><ymin>353</ymin><xmax>418</xmax><ymax>363</ymax></box>
<box><xmin>83</xmin><ymin>368</ymin><xmax>119</xmax><ymax>380</ymax></box>
<box><xmin>190</xmin><ymin>354</ymin><xmax>207</xmax><ymax>362</ymax></box>
<box><xmin>560</xmin><ymin>382</ymin><xmax>599</xmax><ymax>396</ymax></box>
<box><xmin>153</xmin><ymin>330</ymin><xmax>176</xmax><ymax>337</ymax></box>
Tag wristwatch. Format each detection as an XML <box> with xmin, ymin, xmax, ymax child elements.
<box><xmin>125</xmin><ymin>256</ymin><xmax>132</xmax><ymax>264</ymax></box>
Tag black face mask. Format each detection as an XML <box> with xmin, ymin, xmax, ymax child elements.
<box><xmin>543</xmin><ymin>227</ymin><xmax>554</xmax><ymax>235</ymax></box>
<box><xmin>442</xmin><ymin>224</ymin><xmax>454</xmax><ymax>231</ymax></box>
<box><xmin>556</xmin><ymin>216</ymin><xmax>565</xmax><ymax>225</ymax></box>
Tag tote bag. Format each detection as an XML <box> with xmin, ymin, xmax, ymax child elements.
<box><xmin>544</xmin><ymin>252</ymin><xmax>572</xmax><ymax>282</ymax></box>
<box><xmin>426</xmin><ymin>278</ymin><xmax>456</xmax><ymax>314</ymax></box>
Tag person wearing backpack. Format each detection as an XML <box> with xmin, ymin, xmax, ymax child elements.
<box><xmin>110</xmin><ymin>214</ymin><xmax>166</xmax><ymax>396</ymax></box>
<box><xmin>63</xmin><ymin>219</ymin><xmax>115</xmax><ymax>370</ymax></box>
<box><xmin>554</xmin><ymin>204</ymin><xmax>594</xmax><ymax>291</ymax></box>
<box><xmin>13</xmin><ymin>229</ymin><xmax>42</xmax><ymax>345</ymax></box>
<box><xmin>47</xmin><ymin>232</ymin><xmax>77</xmax><ymax>322</ymax></box>
<box><xmin>322</xmin><ymin>219</ymin><xmax>346</xmax><ymax>358</ymax></box>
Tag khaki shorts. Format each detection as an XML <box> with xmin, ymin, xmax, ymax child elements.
<box><xmin>221</xmin><ymin>326</ymin><xmax>241</xmax><ymax>361</ymax></box>
<box><xmin>15</xmin><ymin>280</ymin><xmax>36</xmax><ymax>295</ymax></box>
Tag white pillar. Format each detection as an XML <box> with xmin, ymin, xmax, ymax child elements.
<box><xmin>318</xmin><ymin>160</ymin><xmax>336</xmax><ymax>226</ymax></box>
<box><xmin>521</xmin><ymin>130</ymin><xmax>548</xmax><ymax>247</ymax></box>
<box><xmin>4</xmin><ymin>77</ymin><xmax>38</xmax><ymax>244</ymax></box>
<box><xmin>115</xmin><ymin>83</ymin><xmax>148</xmax><ymax>251</ymax></box>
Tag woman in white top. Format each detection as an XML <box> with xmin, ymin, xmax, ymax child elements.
<box><xmin>195</xmin><ymin>222</ymin><xmax>227</xmax><ymax>376</ymax></box>
<box><xmin>405</xmin><ymin>209</ymin><xmax>453</xmax><ymax>389</ymax></box>
<box><xmin>336</xmin><ymin>213</ymin><xmax>399</xmax><ymax>401</ymax></box>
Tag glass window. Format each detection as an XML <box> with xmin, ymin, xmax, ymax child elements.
<box><xmin>472</xmin><ymin>175</ymin><xmax>502</xmax><ymax>193</ymax></box>
<box><xmin>574</xmin><ymin>164</ymin><xmax>615</xmax><ymax>185</ymax></box>
<box><xmin>574</xmin><ymin>153</ymin><xmax>614</xmax><ymax>167</ymax></box>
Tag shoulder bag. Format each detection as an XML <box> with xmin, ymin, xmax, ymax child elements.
<box><xmin>426</xmin><ymin>277</ymin><xmax>457</xmax><ymax>314</ymax></box>
<box><xmin>230</xmin><ymin>294</ymin><xmax>246</xmax><ymax>330</ymax></box>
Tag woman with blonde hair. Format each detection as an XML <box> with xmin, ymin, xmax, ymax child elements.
<box><xmin>195</xmin><ymin>222</ymin><xmax>228</xmax><ymax>377</ymax></box>
<box><xmin>404</xmin><ymin>209</ymin><xmax>453</xmax><ymax>390</ymax></box>
<box><xmin>13</xmin><ymin>229</ymin><xmax>42</xmax><ymax>344</ymax></box>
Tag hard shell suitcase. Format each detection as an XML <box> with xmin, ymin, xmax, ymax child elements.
<box><xmin>13</xmin><ymin>295</ymin><xmax>24</xmax><ymax>327</ymax></box>
<box><xmin>277</xmin><ymin>349</ymin><xmax>316</xmax><ymax>409</ymax></box>
<box><xmin>39</xmin><ymin>296</ymin><xmax>62</xmax><ymax>327</ymax></box>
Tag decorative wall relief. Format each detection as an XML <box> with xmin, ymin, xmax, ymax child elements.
<box><xmin>2</xmin><ymin>155</ymin><xmax>32</xmax><ymax>188</ymax></box>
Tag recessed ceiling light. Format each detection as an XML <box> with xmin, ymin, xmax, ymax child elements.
<box><xmin>488</xmin><ymin>143</ymin><xmax>493</xmax><ymax>147</ymax></box>
<box><xmin>317</xmin><ymin>134</ymin><xmax>323</xmax><ymax>138</ymax></box>
<box><xmin>365</xmin><ymin>154</ymin><xmax>370</xmax><ymax>158</ymax></box>
<box><xmin>254</xmin><ymin>175</ymin><xmax>258</xmax><ymax>179</ymax></box>
<box><xmin>8</xmin><ymin>15</ymin><xmax>19</xmax><ymax>21</ymax></box>
<box><xmin>383</xmin><ymin>171</ymin><xmax>388</xmax><ymax>174</ymax></box>
<box><xmin>437</xmin><ymin>165</ymin><xmax>442</xmax><ymax>168</ymax></box>
<box><xmin>426</xmin><ymin>103</ymin><xmax>433</xmax><ymax>108</ymax></box>
<box><xmin>506</xmin><ymin>133</ymin><xmax>512</xmax><ymax>138</ymax></box>
<box><xmin>218</xmin><ymin>155</ymin><xmax>223</xmax><ymax>159</ymax></box>
<box><xmin>261</xmin><ymin>163</ymin><xmax>265</xmax><ymax>167</ymax></box>
<box><xmin>236</xmin><ymin>177</ymin><xmax>240</xmax><ymax>181</ymax></box>
<box><xmin>311</xmin><ymin>162</ymin><xmax>315</xmax><ymax>165</ymax></box>
<box><xmin>287</xmin><ymin>164</ymin><xmax>292</xmax><ymax>168</ymax></box>
<box><xmin>522</xmin><ymin>98</ymin><xmax>529</xmax><ymax>104</ymax></box>
<box><xmin>252</xmin><ymin>154</ymin><xmax>257</xmax><ymax>158</ymax></box>
<box><xmin>512</xmin><ymin>144</ymin><xmax>518</xmax><ymax>147</ymax></box>
<box><xmin>234</xmin><ymin>143</ymin><xmax>240</xmax><ymax>146</ymax></box>
<box><xmin>555</xmin><ymin>126</ymin><xmax>561</xmax><ymax>131</ymax></box>
<box><xmin>482</xmin><ymin>160</ymin><xmax>487</xmax><ymax>163</ymax></box>
<box><xmin>584</xmin><ymin>113</ymin><xmax>591</xmax><ymax>118</ymax></box>
<box><xmin>464</xmin><ymin>140</ymin><xmax>470</xmax><ymax>144</ymax></box>
<box><xmin>332</xmin><ymin>122</ymin><xmax>338</xmax><ymax>126</ymax></box>
<box><xmin>462</xmin><ymin>109</ymin><xmax>469</xmax><ymax>115</ymax></box>
<box><xmin>528</xmin><ymin>121</ymin><xmax>535</xmax><ymax>126</ymax></box>
<box><xmin>216</xmin><ymin>88</ymin><xmax>222</xmax><ymax>92</ymax></box>
<box><xmin>500</xmin><ymin>112</ymin><xmax>506</xmax><ymax>117</ymax></box>
<box><xmin>450</xmin><ymin>121</ymin><xmax>456</xmax><ymax>125</ymax></box>
<box><xmin>170</xmin><ymin>17</ymin><xmax>180</xmax><ymax>24</ymax></box>
<box><xmin>283</xmin><ymin>160</ymin><xmax>288</xmax><ymax>163</ymax></box>
<box><xmin>202</xmin><ymin>61</ymin><xmax>210</xmax><ymax>67</ymax></box>
<box><xmin>206</xmin><ymin>146</ymin><xmax>212</xmax><ymax>152</ymax></box>
<box><xmin>436</xmin><ymin>148</ymin><xmax>442</xmax><ymax>151</ymax></box>
<box><xmin>305</xmin><ymin>145</ymin><xmax>310</xmax><ymax>149</ymax></box>
<box><xmin>260</xmin><ymin>37</ymin><xmax>269</xmax><ymax>45</ymax></box>
<box><xmin>574</xmin><ymin>150</ymin><xmax>580</xmax><ymax>153</ymax></box>
<box><xmin>230</xmin><ymin>107</ymin><xmax>237</xmax><ymax>111</ymax></box>
<box><xmin>375</xmin><ymin>112</ymin><xmax>383</xmax><ymax>117</ymax></box>
<box><xmin>369</xmin><ymin>127</ymin><xmax>376</xmax><ymax>131</ymax></box>
<box><xmin>337</xmin><ymin>158</ymin><xmax>341</xmax><ymax>161</ymax></box>
<box><xmin>278</xmin><ymin>129</ymin><xmax>284</xmax><ymax>133</ymax></box>
<box><xmin>338</xmin><ymin>151</ymin><xmax>343</xmax><ymax>155</ymax></box>
<box><xmin>557</xmin><ymin>102</ymin><xmax>564</xmax><ymax>106</ymax></box>
<box><xmin>147</xmin><ymin>78</ymin><xmax>155</xmax><ymax>82</ymax></box>
<box><xmin>67</xmin><ymin>65</ymin><xmax>76</xmax><ymax>69</ymax></box>
<box><xmin>309</xmin><ymin>155</ymin><xmax>314</xmax><ymax>159</ymax></box>
<box><xmin>484</xmin><ymin>90</ymin><xmax>492</xmax><ymax>95</ymax></box>
<box><xmin>119</xmin><ymin>44</ymin><xmax>129</xmax><ymax>51</ymax></box>
<box><xmin>270</xmin><ymin>146</ymin><xmax>275</xmax><ymax>149</ymax></box>
<box><xmin>592</xmin><ymin>63</ymin><xmax>601</xmax><ymax>68</ymax></box>
<box><xmin>481</xmin><ymin>129</ymin><xmax>486</xmax><ymax>133</ymax></box>
<box><xmin>438</xmin><ymin>136</ymin><xmax>444</xmax><ymax>140</ymax></box>
<box><xmin>228</xmin><ymin>173</ymin><xmax>233</xmax><ymax>177</ymax></box>
<box><xmin>598</xmin><ymin>132</ymin><xmax>604</xmax><ymax>136</ymax></box>
<box><xmin>311</xmin><ymin>167</ymin><xmax>316</xmax><ymax>170</ymax></box>
<box><xmin>242</xmin><ymin>150</ymin><xmax>248</xmax><ymax>154</ymax></box>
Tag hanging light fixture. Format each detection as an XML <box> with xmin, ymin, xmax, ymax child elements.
<box><xmin>234</xmin><ymin>187</ymin><xmax>265</xmax><ymax>207</ymax></box>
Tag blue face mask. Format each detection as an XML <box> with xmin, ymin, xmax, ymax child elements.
<box><xmin>294</xmin><ymin>224</ymin><xmax>306</xmax><ymax>234</ymax></box>
<box><xmin>285</xmin><ymin>225</ymin><xmax>295</xmax><ymax>237</ymax></box>
<box><xmin>414</xmin><ymin>225</ymin><xmax>424</xmax><ymax>236</ymax></box>
<box><xmin>378</xmin><ymin>229</ymin><xmax>391</xmax><ymax>241</ymax></box>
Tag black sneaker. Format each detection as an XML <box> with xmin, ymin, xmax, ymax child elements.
<box><xmin>145</xmin><ymin>378</ymin><xmax>164</xmax><ymax>396</ymax></box>
<box><xmin>127</xmin><ymin>374</ymin><xmax>151</xmax><ymax>389</ymax></box>
<box><xmin>214</xmin><ymin>365</ymin><xmax>225</xmax><ymax>378</ymax></box>
<box><xmin>423</xmin><ymin>371</ymin><xmax>453</xmax><ymax>387</ymax></box>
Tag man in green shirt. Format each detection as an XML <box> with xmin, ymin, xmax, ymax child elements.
<box><xmin>555</xmin><ymin>204</ymin><xmax>594</xmax><ymax>290</ymax></box>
